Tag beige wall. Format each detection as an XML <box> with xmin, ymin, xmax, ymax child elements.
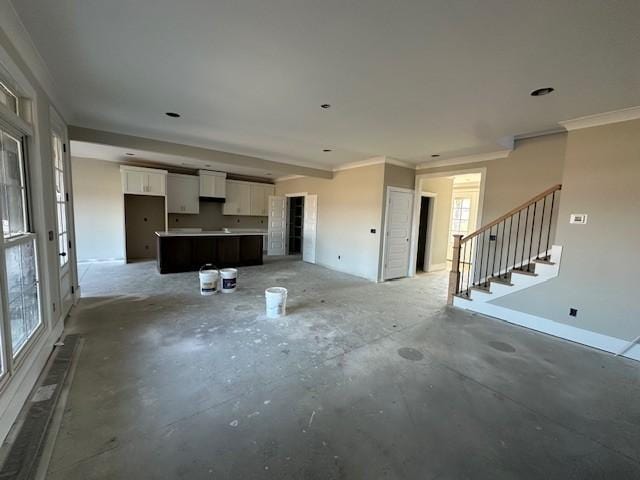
<box><xmin>417</xmin><ymin>133</ymin><xmax>567</xmax><ymax>226</ymax></box>
<box><xmin>421</xmin><ymin>177</ymin><xmax>454</xmax><ymax>269</ymax></box>
<box><xmin>276</xmin><ymin>164</ymin><xmax>385</xmax><ymax>281</ymax></box>
<box><xmin>495</xmin><ymin>119</ymin><xmax>640</xmax><ymax>341</ymax></box>
<box><xmin>72</xmin><ymin>157</ymin><xmax>125</xmax><ymax>261</ymax></box>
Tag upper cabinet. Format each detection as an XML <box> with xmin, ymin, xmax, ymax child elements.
<box><xmin>223</xmin><ymin>180</ymin><xmax>251</xmax><ymax>215</ymax></box>
<box><xmin>121</xmin><ymin>166</ymin><xmax>167</xmax><ymax>196</ymax></box>
<box><xmin>250</xmin><ymin>183</ymin><xmax>275</xmax><ymax>216</ymax></box>
<box><xmin>223</xmin><ymin>180</ymin><xmax>274</xmax><ymax>216</ymax></box>
<box><xmin>199</xmin><ymin>170</ymin><xmax>226</xmax><ymax>198</ymax></box>
<box><xmin>167</xmin><ymin>173</ymin><xmax>199</xmax><ymax>214</ymax></box>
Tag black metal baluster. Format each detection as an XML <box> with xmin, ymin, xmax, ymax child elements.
<box><xmin>498</xmin><ymin>219</ymin><xmax>506</xmax><ymax>278</ymax></box>
<box><xmin>466</xmin><ymin>237</ymin><xmax>472</xmax><ymax>295</ymax></box>
<box><xmin>505</xmin><ymin>215</ymin><xmax>513</xmax><ymax>279</ymax></box>
<box><xmin>520</xmin><ymin>205</ymin><xmax>530</xmax><ymax>270</ymax></box>
<box><xmin>484</xmin><ymin>229</ymin><xmax>491</xmax><ymax>287</ymax></box>
<box><xmin>513</xmin><ymin>210</ymin><xmax>521</xmax><ymax>272</ymax></box>
<box><xmin>528</xmin><ymin>201</ymin><xmax>537</xmax><ymax>271</ymax></box>
<box><xmin>477</xmin><ymin>231</ymin><xmax>485</xmax><ymax>287</ymax></box>
<box><xmin>537</xmin><ymin>196</ymin><xmax>547</xmax><ymax>259</ymax></box>
<box><xmin>460</xmin><ymin>240</ymin><xmax>466</xmax><ymax>294</ymax></box>
<box><xmin>491</xmin><ymin>224</ymin><xmax>498</xmax><ymax>280</ymax></box>
<box><xmin>473</xmin><ymin>233</ymin><xmax>481</xmax><ymax>286</ymax></box>
<box><xmin>545</xmin><ymin>191</ymin><xmax>556</xmax><ymax>258</ymax></box>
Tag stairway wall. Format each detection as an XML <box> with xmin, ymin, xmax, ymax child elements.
<box><xmin>494</xmin><ymin>119</ymin><xmax>640</xmax><ymax>343</ymax></box>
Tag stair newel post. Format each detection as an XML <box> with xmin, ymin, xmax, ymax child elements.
<box><xmin>448</xmin><ymin>234</ymin><xmax>464</xmax><ymax>305</ymax></box>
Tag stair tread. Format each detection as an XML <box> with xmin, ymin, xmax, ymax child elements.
<box><xmin>453</xmin><ymin>293</ymin><xmax>473</xmax><ymax>301</ymax></box>
<box><xmin>511</xmin><ymin>266</ymin><xmax>538</xmax><ymax>276</ymax></box>
<box><xmin>489</xmin><ymin>276</ymin><xmax>514</xmax><ymax>286</ymax></box>
<box><xmin>471</xmin><ymin>285</ymin><xmax>492</xmax><ymax>293</ymax></box>
<box><xmin>534</xmin><ymin>258</ymin><xmax>555</xmax><ymax>265</ymax></box>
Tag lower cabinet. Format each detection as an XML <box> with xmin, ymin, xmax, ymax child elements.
<box><xmin>157</xmin><ymin>235</ymin><xmax>263</xmax><ymax>273</ymax></box>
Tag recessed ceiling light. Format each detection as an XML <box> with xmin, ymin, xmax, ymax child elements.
<box><xmin>530</xmin><ymin>87</ymin><xmax>555</xmax><ymax>97</ymax></box>
<box><xmin>125</xmin><ymin>152</ymin><xmax>135</xmax><ymax>156</ymax></box>
<box><xmin>165</xmin><ymin>112</ymin><xmax>181</xmax><ymax>118</ymax></box>
<box><xmin>431</xmin><ymin>154</ymin><xmax>440</xmax><ymax>158</ymax></box>
<box><xmin>320</xmin><ymin>104</ymin><xmax>331</xmax><ymax>109</ymax></box>
<box><xmin>323</xmin><ymin>149</ymin><xmax>332</xmax><ymax>152</ymax></box>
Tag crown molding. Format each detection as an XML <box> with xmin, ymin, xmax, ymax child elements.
<box><xmin>333</xmin><ymin>156</ymin><xmax>415</xmax><ymax>172</ymax></box>
<box><xmin>274</xmin><ymin>174</ymin><xmax>305</xmax><ymax>182</ymax></box>
<box><xmin>559</xmin><ymin>106</ymin><xmax>640</xmax><ymax>132</ymax></box>
<box><xmin>416</xmin><ymin>149</ymin><xmax>511</xmax><ymax>170</ymax></box>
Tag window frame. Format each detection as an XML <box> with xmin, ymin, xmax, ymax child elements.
<box><xmin>0</xmin><ymin>80</ymin><xmax>43</xmax><ymax>383</ymax></box>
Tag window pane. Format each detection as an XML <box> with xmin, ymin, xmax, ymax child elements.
<box><xmin>1</xmin><ymin>133</ymin><xmax>27</xmax><ymax>238</ymax></box>
<box><xmin>0</xmin><ymin>82</ymin><xmax>18</xmax><ymax>114</ymax></box>
<box><xmin>6</xmin><ymin>239</ymin><xmax>41</xmax><ymax>354</ymax></box>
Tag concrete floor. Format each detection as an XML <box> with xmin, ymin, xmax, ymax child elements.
<box><xmin>48</xmin><ymin>258</ymin><xmax>640</xmax><ymax>479</ymax></box>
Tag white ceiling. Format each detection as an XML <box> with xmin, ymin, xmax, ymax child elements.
<box><xmin>12</xmin><ymin>0</ymin><xmax>640</xmax><ymax>169</ymax></box>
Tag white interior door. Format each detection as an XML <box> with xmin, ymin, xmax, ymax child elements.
<box><xmin>302</xmin><ymin>194</ymin><xmax>317</xmax><ymax>263</ymax></box>
<box><xmin>267</xmin><ymin>196</ymin><xmax>286</xmax><ymax>256</ymax></box>
<box><xmin>51</xmin><ymin>126</ymin><xmax>73</xmax><ymax>317</ymax></box>
<box><xmin>383</xmin><ymin>188</ymin><xmax>414</xmax><ymax>280</ymax></box>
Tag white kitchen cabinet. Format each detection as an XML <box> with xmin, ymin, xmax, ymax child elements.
<box><xmin>250</xmin><ymin>183</ymin><xmax>275</xmax><ymax>216</ymax></box>
<box><xmin>223</xmin><ymin>180</ymin><xmax>251</xmax><ymax>215</ymax></box>
<box><xmin>223</xmin><ymin>180</ymin><xmax>275</xmax><ymax>216</ymax></box>
<box><xmin>121</xmin><ymin>166</ymin><xmax>167</xmax><ymax>196</ymax></box>
<box><xmin>167</xmin><ymin>173</ymin><xmax>200</xmax><ymax>214</ymax></box>
<box><xmin>198</xmin><ymin>170</ymin><xmax>226</xmax><ymax>198</ymax></box>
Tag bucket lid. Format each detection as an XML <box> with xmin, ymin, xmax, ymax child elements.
<box><xmin>200</xmin><ymin>263</ymin><xmax>218</xmax><ymax>273</ymax></box>
<box><xmin>265</xmin><ymin>287</ymin><xmax>287</xmax><ymax>295</ymax></box>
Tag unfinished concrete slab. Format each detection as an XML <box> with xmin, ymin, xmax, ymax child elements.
<box><xmin>48</xmin><ymin>259</ymin><xmax>640</xmax><ymax>479</ymax></box>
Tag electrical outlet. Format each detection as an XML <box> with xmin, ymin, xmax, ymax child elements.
<box><xmin>569</xmin><ymin>308</ymin><xmax>578</xmax><ymax>317</ymax></box>
<box><xmin>370</xmin><ymin>228</ymin><xmax>376</xmax><ymax>234</ymax></box>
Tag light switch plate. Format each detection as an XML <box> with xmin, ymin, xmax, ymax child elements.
<box><xmin>570</xmin><ymin>213</ymin><xmax>588</xmax><ymax>224</ymax></box>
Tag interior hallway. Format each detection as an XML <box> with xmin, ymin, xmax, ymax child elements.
<box><xmin>50</xmin><ymin>259</ymin><xmax>640</xmax><ymax>479</ymax></box>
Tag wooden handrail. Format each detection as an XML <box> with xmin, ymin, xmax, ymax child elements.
<box><xmin>461</xmin><ymin>184</ymin><xmax>562</xmax><ymax>243</ymax></box>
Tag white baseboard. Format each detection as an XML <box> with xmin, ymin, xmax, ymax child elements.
<box><xmin>77</xmin><ymin>258</ymin><xmax>125</xmax><ymax>264</ymax></box>
<box><xmin>453</xmin><ymin>299</ymin><xmax>640</xmax><ymax>362</ymax></box>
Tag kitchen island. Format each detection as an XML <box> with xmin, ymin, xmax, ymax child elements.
<box><xmin>156</xmin><ymin>230</ymin><xmax>265</xmax><ymax>274</ymax></box>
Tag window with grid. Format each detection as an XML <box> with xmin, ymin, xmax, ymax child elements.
<box><xmin>1</xmin><ymin>126</ymin><xmax>42</xmax><ymax>360</ymax></box>
<box><xmin>0</xmin><ymin>81</ymin><xmax>19</xmax><ymax>115</ymax></box>
<box><xmin>450</xmin><ymin>197</ymin><xmax>471</xmax><ymax>236</ymax></box>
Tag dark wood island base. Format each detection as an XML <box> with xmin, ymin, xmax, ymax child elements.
<box><xmin>156</xmin><ymin>233</ymin><xmax>263</xmax><ymax>274</ymax></box>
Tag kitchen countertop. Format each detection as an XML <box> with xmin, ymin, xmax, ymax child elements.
<box><xmin>156</xmin><ymin>229</ymin><xmax>267</xmax><ymax>237</ymax></box>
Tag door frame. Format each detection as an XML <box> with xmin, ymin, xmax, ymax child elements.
<box><xmin>284</xmin><ymin>192</ymin><xmax>307</xmax><ymax>256</ymax></box>
<box><xmin>418</xmin><ymin>192</ymin><xmax>438</xmax><ymax>272</ymax></box>
<box><xmin>49</xmin><ymin>106</ymin><xmax>79</xmax><ymax>319</ymax></box>
<box><xmin>380</xmin><ymin>186</ymin><xmax>415</xmax><ymax>281</ymax></box>
<box><xmin>409</xmin><ymin>167</ymin><xmax>486</xmax><ymax>277</ymax></box>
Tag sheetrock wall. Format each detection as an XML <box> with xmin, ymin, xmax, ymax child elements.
<box><xmin>72</xmin><ymin>157</ymin><xmax>125</xmax><ymax>261</ymax></box>
<box><xmin>494</xmin><ymin>119</ymin><xmax>640</xmax><ymax>342</ymax></box>
<box><xmin>275</xmin><ymin>164</ymin><xmax>385</xmax><ymax>281</ymax></box>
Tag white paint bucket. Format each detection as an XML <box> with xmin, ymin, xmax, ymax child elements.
<box><xmin>220</xmin><ymin>268</ymin><xmax>238</xmax><ymax>293</ymax></box>
<box><xmin>199</xmin><ymin>265</ymin><xmax>219</xmax><ymax>296</ymax></box>
<box><xmin>265</xmin><ymin>287</ymin><xmax>287</xmax><ymax>318</ymax></box>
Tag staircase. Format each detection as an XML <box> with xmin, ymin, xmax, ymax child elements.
<box><xmin>448</xmin><ymin>184</ymin><xmax>562</xmax><ymax>307</ymax></box>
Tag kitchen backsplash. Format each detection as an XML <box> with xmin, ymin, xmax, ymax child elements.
<box><xmin>168</xmin><ymin>201</ymin><xmax>267</xmax><ymax>230</ymax></box>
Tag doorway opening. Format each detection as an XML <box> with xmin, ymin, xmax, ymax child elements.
<box><xmin>287</xmin><ymin>196</ymin><xmax>304</xmax><ymax>254</ymax></box>
<box><xmin>416</xmin><ymin>195</ymin><xmax>433</xmax><ymax>272</ymax></box>
<box><xmin>412</xmin><ymin>171</ymin><xmax>483</xmax><ymax>275</ymax></box>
